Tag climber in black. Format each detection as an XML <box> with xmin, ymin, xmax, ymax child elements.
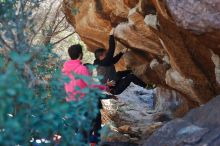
<box><xmin>94</xmin><ymin>28</ymin><xmax>146</xmax><ymax>95</ymax></box>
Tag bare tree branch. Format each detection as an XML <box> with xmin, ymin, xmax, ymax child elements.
<box><xmin>52</xmin><ymin>32</ymin><xmax>75</xmax><ymax>45</ymax></box>
<box><xmin>41</xmin><ymin>3</ymin><xmax>63</xmax><ymax>45</ymax></box>
<box><xmin>30</xmin><ymin>0</ymin><xmax>56</xmax><ymax>44</ymax></box>
<box><xmin>10</xmin><ymin>29</ymin><xmax>18</xmax><ymax>51</ymax></box>
<box><xmin>0</xmin><ymin>35</ymin><xmax>12</xmax><ymax>50</ymax></box>
<box><xmin>50</xmin><ymin>4</ymin><xmax>62</xmax><ymax>31</ymax></box>
<box><xmin>51</xmin><ymin>25</ymin><xmax>69</xmax><ymax>37</ymax></box>
<box><xmin>23</xmin><ymin>0</ymin><xmax>28</xmax><ymax>9</ymax></box>
<box><xmin>52</xmin><ymin>16</ymin><xmax>65</xmax><ymax>34</ymax></box>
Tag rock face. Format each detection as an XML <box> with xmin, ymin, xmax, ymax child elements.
<box><xmin>142</xmin><ymin>95</ymin><xmax>220</xmax><ymax>146</ymax></box>
<box><xmin>101</xmin><ymin>83</ymin><xmax>157</xmax><ymax>143</ymax></box>
<box><xmin>100</xmin><ymin>83</ymin><xmax>190</xmax><ymax>143</ymax></box>
<box><xmin>63</xmin><ymin>0</ymin><xmax>220</xmax><ymax>105</ymax></box>
<box><xmin>166</xmin><ymin>0</ymin><xmax>220</xmax><ymax>33</ymax></box>
<box><xmin>155</xmin><ymin>87</ymin><xmax>190</xmax><ymax>117</ymax></box>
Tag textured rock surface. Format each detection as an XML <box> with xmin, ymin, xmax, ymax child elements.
<box><xmin>155</xmin><ymin>87</ymin><xmax>190</xmax><ymax>117</ymax></box>
<box><xmin>63</xmin><ymin>0</ymin><xmax>220</xmax><ymax>105</ymax></box>
<box><xmin>101</xmin><ymin>83</ymin><xmax>157</xmax><ymax>143</ymax></box>
<box><xmin>166</xmin><ymin>0</ymin><xmax>220</xmax><ymax>33</ymax></box>
<box><xmin>141</xmin><ymin>95</ymin><xmax>220</xmax><ymax>146</ymax></box>
<box><xmin>100</xmin><ymin>83</ymin><xmax>190</xmax><ymax>143</ymax></box>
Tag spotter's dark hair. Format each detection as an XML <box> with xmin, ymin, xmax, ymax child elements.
<box><xmin>68</xmin><ymin>44</ymin><xmax>83</xmax><ymax>60</ymax></box>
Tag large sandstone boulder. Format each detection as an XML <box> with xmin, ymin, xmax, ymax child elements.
<box><xmin>63</xmin><ymin>0</ymin><xmax>220</xmax><ymax>105</ymax></box>
<box><xmin>141</xmin><ymin>95</ymin><xmax>220</xmax><ymax>146</ymax></box>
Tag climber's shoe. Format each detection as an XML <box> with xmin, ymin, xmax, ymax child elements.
<box><xmin>89</xmin><ymin>134</ymin><xmax>99</xmax><ymax>144</ymax></box>
<box><xmin>90</xmin><ymin>143</ymin><xmax>96</xmax><ymax>146</ymax></box>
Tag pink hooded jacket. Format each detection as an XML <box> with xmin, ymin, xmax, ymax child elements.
<box><xmin>62</xmin><ymin>59</ymin><xmax>107</xmax><ymax>101</ymax></box>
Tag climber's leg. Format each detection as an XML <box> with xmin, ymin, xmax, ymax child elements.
<box><xmin>112</xmin><ymin>74</ymin><xmax>146</xmax><ymax>95</ymax></box>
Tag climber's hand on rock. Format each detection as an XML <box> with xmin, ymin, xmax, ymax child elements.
<box><xmin>109</xmin><ymin>28</ymin><xmax>115</xmax><ymax>35</ymax></box>
<box><xmin>106</xmin><ymin>79</ymin><xmax>116</xmax><ymax>87</ymax></box>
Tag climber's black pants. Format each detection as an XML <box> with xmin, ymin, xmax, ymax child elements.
<box><xmin>111</xmin><ymin>73</ymin><xmax>146</xmax><ymax>95</ymax></box>
<box><xmin>81</xmin><ymin>100</ymin><xmax>102</xmax><ymax>143</ymax></box>
<box><xmin>90</xmin><ymin>110</ymin><xmax>102</xmax><ymax>138</ymax></box>
<box><xmin>88</xmin><ymin>99</ymin><xmax>102</xmax><ymax>143</ymax></box>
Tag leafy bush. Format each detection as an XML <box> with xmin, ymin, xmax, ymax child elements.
<box><xmin>0</xmin><ymin>0</ymin><xmax>101</xmax><ymax>145</ymax></box>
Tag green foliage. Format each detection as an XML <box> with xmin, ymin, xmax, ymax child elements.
<box><xmin>0</xmin><ymin>0</ymin><xmax>102</xmax><ymax>145</ymax></box>
<box><xmin>72</xmin><ymin>7</ymin><xmax>80</xmax><ymax>15</ymax></box>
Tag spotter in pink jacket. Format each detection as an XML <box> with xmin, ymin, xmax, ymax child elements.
<box><xmin>62</xmin><ymin>59</ymin><xmax>107</xmax><ymax>101</ymax></box>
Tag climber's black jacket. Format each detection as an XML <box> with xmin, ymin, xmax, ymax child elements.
<box><xmin>94</xmin><ymin>35</ymin><xmax>123</xmax><ymax>84</ymax></box>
